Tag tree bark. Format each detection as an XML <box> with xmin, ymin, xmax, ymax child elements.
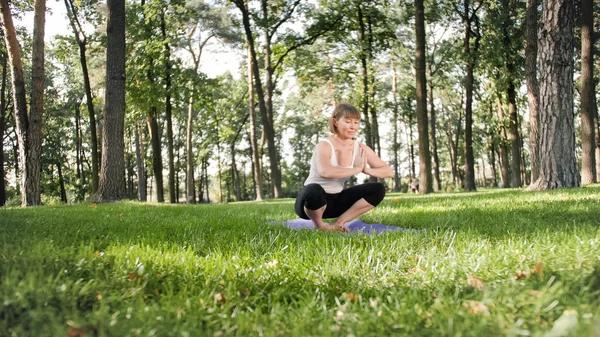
<box><xmin>496</xmin><ymin>97</ymin><xmax>511</xmax><ymax>187</ymax></box>
<box><xmin>460</xmin><ymin>0</ymin><xmax>480</xmax><ymax>192</ymax></box>
<box><xmin>97</xmin><ymin>0</ymin><xmax>126</xmax><ymax>201</ymax></box>
<box><xmin>415</xmin><ymin>0</ymin><xmax>432</xmax><ymax>194</ymax></box>
<box><xmin>392</xmin><ymin>59</ymin><xmax>400</xmax><ymax>192</ymax></box>
<box><xmin>1</xmin><ymin>0</ymin><xmax>44</xmax><ymax>206</ymax></box>
<box><xmin>529</xmin><ymin>0</ymin><xmax>578</xmax><ymax>190</ymax></box>
<box><xmin>233</xmin><ymin>0</ymin><xmax>279</xmax><ymax>198</ymax></box>
<box><xmin>57</xmin><ymin>160</ymin><xmax>67</xmax><ymax>203</ymax></box>
<box><xmin>428</xmin><ymin>77</ymin><xmax>441</xmax><ymax>191</ymax></box>
<box><xmin>580</xmin><ymin>0</ymin><xmax>596</xmax><ymax>184</ymax></box>
<box><xmin>146</xmin><ymin>110</ymin><xmax>164</xmax><ymax>202</ymax></box>
<box><xmin>507</xmin><ymin>82</ymin><xmax>522</xmax><ymax>187</ymax></box>
<box><xmin>65</xmin><ymin>0</ymin><xmax>99</xmax><ymax>194</ymax></box>
<box><xmin>135</xmin><ymin>121</ymin><xmax>147</xmax><ymax>201</ymax></box>
<box><xmin>526</xmin><ymin>0</ymin><xmax>540</xmax><ymax>183</ymax></box>
<box><xmin>160</xmin><ymin>13</ymin><xmax>176</xmax><ymax>202</ymax></box>
<box><xmin>186</xmin><ymin>96</ymin><xmax>196</xmax><ymax>203</ymax></box>
<box><xmin>0</xmin><ymin>52</ymin><xmax>6</xmax><ymax>206</ymax></box>
<box><xmin>248</xmin><ymin>43</ymin><xmax>263</xmax><ymax>200</ymax></box>
<box><xmin>357</xmin><ymin>4</ymin><xmax>373</xmax><ymax>151</ymax></box>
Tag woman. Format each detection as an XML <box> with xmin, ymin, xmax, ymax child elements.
<box><xmin>294</xmin><ymin>103</ymin><xmax>393</xmax><ymax>231</ymax></box>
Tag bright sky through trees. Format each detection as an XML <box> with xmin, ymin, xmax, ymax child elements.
<box><xmin>14</xmin><ymin>1</ymin><xmax>242</xmax><ymax>79</ymax></box>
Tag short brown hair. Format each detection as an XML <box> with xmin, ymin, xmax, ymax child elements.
<box><xmin>329</xmin><ymin>103</ymin><xmax>361</xmax><ymax>134</ymax></box>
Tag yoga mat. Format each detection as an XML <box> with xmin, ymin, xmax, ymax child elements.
<box><xmin>275</xmin><ymin>218</ymin><xmax>419</xmax><ymax>234</ymax></box>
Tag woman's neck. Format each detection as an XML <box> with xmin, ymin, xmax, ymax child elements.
<box><xmin>331</xmin><ymin>134</ymin><xmax>353</xmax><ymax>146</ymax></box>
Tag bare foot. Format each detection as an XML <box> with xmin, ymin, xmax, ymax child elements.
<box><xmin>331</xmin><ymin>220</ymin><xmax>349</xmax><ymax>232</ymax></box>
<box><xmin>313</xmin><ymin>222</ymin><xmax>348</xmax><ymax>232</ymax></box>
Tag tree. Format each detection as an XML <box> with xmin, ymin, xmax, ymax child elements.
<box><xmin>231</xmin><ymin>0</ymin><xmax>337</xmax><ymax>198</ymax></box>
<box><xmin>97</xmin><ymin>0</ymin><xmax>126</xmax><ymax>201</ymax></box>
<box><xmin>580</xmin><ymin>0</ymin><xmax>596</xmax><ymax>184</ymax></box>
<box><xmin>0</xmin><ymin>0</ymin><xmax>45</xmax><ymax>206</ymax></box>
<box><xmin>455</xmin><ymin>0</ymin><xmax>482</xmax><ymax>191</ymax></box>
<box><xmin>64</xmin><ymin>0</ymin><xmax>100</xmax><ymax>194</ymax></box>
<box><xmin>0</xmin><ymin>49</ymin><xmax>6</xmax><ymax>206</ymax></box>
<box><xmin>529</xmin><ymin>0</ymin><xmax>578</xmax><ymax>190</ymax></box>
<box><xmin>525</xmin><ymin>0</ymin><xmax>540</xmax><ymax>183</ymax></box>
<box><xmin>414</xmin><ymin>0</ymin><xmax>432</xmax><ymax>194</ymax></box>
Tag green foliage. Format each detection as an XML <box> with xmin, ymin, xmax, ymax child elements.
<box><xmin>2</xmin><ymin>187</ymin><xmax>600</xmax><ymax>335</ymax></box>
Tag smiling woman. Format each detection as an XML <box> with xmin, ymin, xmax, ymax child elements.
<box><xmin>294</xmin><ymin>103</ymin><xmax>393</xmax><ymax>232</ymax></box>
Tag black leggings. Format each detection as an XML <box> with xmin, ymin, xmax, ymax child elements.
<box><xmin>294</xmin><ymin>183</ymin><xmax>386</xmax><ymax>219</ymax></box>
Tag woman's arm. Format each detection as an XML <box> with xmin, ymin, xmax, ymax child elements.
<box><xmin>361</xmin><ymin>144</ymin><xmax>393</xmax><ymax>178</ymax></box>
<box><xmin>315</xmin><ymin>141</ymin><xmax>364</xmax><ymax>179</ymax></box>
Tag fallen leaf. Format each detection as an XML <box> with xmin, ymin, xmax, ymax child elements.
<box><xmin>214</xmin><ymin>293</ymin><xmax>227</xmax><ymax>305</ymax></box>
<box><xmin>68</xmin><ymin>327</ymin><xmax>87</xmax><ymax>337</ymax></box>
<box><xmin>468</xmin><ymin>274</ymin><xmax>485</xmax><ymax>290</ymax></box>
<box><xmin>392</xmin><ymin>198</ymin><xmax>401</xmax><ymax>203</ymax></box>
<box><xmin>515</xmin><ymin>270</ymin><xmax>531</xmax><ymax>280</ymax></box>
<box><xmin>265</xmin><ymin>259</ymin><xmax>278</xmax><ymax>269</ymax></box>
<box><xmin>89</xmin><ymin>203</ymin><xmax>97</xmax><ymax>208</ymax></box>
<box><xmin>408</xmin><ymin>266</ymin><xmax>424</xmax><ymax>274</ymax></box>
<box><xmin>463</xmin><ymin>300</ymin><xmax>490</xmax><ymax>315</ymax></box>
<box><xmin>533</xmin><ymin>262</ymin><xmax>544</xmax><ymax>276</ymax></box>
<box><xmin>345</xmin><ymin>292</ymin><xmax>358</xmax><ymax>301</ymax></box>
<box><xmin>127</xmin><ymin>273</ymin><xmax>138</xmax><ymax>281</ymax></box>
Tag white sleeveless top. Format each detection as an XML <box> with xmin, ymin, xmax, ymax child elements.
<box><xmin>304</xmin><ymin>139</ymin><xmax>359</xmax><ymax>194</ymax></box>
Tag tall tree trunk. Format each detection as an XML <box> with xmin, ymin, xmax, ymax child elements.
<box><xmin>0</xmin><ymin>52</ymin><xmax>6</xmax><ymax>206</ymax></box>
<box><xmin>501</xmin><ymin>0</ymin><xmax>522</xmax><ymax>188</ymax></box>
<box><xmin>160</xmin><ymin>13</ymin><xmax>176</xmax><ymax>202</ymax></box>
<box><xmin>1</xmin><ymin>0</ymin><xmax>44</xmax><ymax>206</ymax></box>
<box><xmin>248</xmin><ymin>44</ymin><xmax>263</xmax><ymax>201</ymax></box>
<box><xmin>186</xmin><ymin>96</ymin><xmax>196</xmax><ymax>203</ymax></box>
<box><xmin>147</xmin><ymin>110</ymin><xmax>164</xmax><ymax>202</ymax></box>
<box><xmin>135</xmin><ymin>121</ymin><xmax>147</xmax><ymax>201</ymax></box>
<box><xmin>496</xmin><ymin>97</ymin><xmax>511</xmax><ymax>187</ymax></box>
<box><xmin>580</xmin><ymin>0</ymin><xmax>596</xmax><ymax>184</ymax></box>
<box><xmin>408</xmin><ymin>114</ymin><xmax>416</xmax><ymax>180</ymax></box>
<box><xmin>458</xmin><ymin>0</ymin><xmax>480</xmax><ymax>192</ymax></box>
<box><xmin>234</xmin><ymin>0</ymin><xmax>279</xmax><ymax>199</ymax></box>
<box><xmin>57</xmin><ymin>160</ymin><xmax>67</xmax><ymax>203</ymax></box>
<box><xmin>357</xmin><ymin>4</ymin><xmax>373</xmax><ymax>150</ymax></box>
<box><xmin>65</xmin><ymin>0</ymin><xmax>99</xmax><ymax>194</ymax></box>
<box><xmin>428</xmin><ymin>76</ymin><xmax>441</xmax><ymax>191</ymax></box>
<box><xmin>392</xmin><ymin>59</ymin><xmax>400</xmax><ymax>192</ymax></box>
<box><xmin>27</xmin><ymin>0</ymin><xmax>45</xmax><ymax>206</ymax></box>
<box><xmin>367</xmin><ymin>15</ymin><xmax>381</xmax><ymax>157</ymax></box>
<box><xmin>526</xmin><ymin>0</ymin><xmax>540</xmax><ymax>183</ymax></box>
<box><xmin>489</xmin><ymin>139</ymin><xmax>498</xmax><ymax>187</ymax></box>
<box><xmin>507</xmin><ymin>83</ymin><xmax>522</xmax><ymax>187</ymax></box>
<box><xmin>259</xmin><ymin>0</ymin><xmax>283</xmax><ymax>198</ymax></box>
<box><xmin>415</xmin><ymin>0</ymin><xmax>432</xmax><ymax>194</ymax></box>
<box><xmin>595</xmin><ymin>94</ymin><xmax>600</xmax><ymax>182</ymax></box>
<box><xmin>97</xmin><ymin>0</ymin><xmax>126</xmax><ymax>201</ymax></box>
<box><xmin>529</xmin><ymin>0</ymin><xmax>578</xmax><ymax>190</ymax></box>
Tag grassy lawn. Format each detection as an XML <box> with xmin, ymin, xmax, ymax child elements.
<box><xmin>1</xmin><ymin>186</ymin><xmax>600</xmax><ymax>336</ymax></box>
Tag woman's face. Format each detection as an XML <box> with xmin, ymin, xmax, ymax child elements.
<box><xmin>335</xmin><ymin>117</ymin><xmax>360</xmax><ymax>139</ymax></box>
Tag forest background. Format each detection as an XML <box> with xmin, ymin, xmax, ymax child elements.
<box><xmin>0</xmin><ymin>0</ymin><xmax>599</xmax><ymax>207</ymax></box>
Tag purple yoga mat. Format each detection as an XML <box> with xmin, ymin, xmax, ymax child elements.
<box><xmin>276</xmin><ymin>218</ymin><xmax>418</xmax><ymax>234</ymax></box>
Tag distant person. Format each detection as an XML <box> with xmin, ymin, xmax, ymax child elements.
<box><xmin>410</xmin><ymin>179</ymin><xmax>419</xmax><ymax>193</ymax></box>
<box><xmin>294</xmin><ymin>103</ymin><xmax>393</xmax><ymax>231</ymax></box>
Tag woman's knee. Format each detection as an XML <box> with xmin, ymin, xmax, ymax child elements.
<box><xmin>364</xmin><ymin>182</ymin><xmax>386</xmax><ymax>207</ymax></box>
<box><xmin>299</xmin><ymin>184</ymin><xmax>327</xmax><ymax>210</ymax></box>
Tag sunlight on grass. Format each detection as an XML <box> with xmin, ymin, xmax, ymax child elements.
<box><xmin>1</xmin><ymin>187</ymin><xmax>600</xmax><ymax>336</ymax></box>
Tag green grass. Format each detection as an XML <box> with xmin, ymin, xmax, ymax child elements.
<box><xmin>1</xmin><ymin>186</ymin><xmax>600</xmax><ymax>336</ymax></box>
